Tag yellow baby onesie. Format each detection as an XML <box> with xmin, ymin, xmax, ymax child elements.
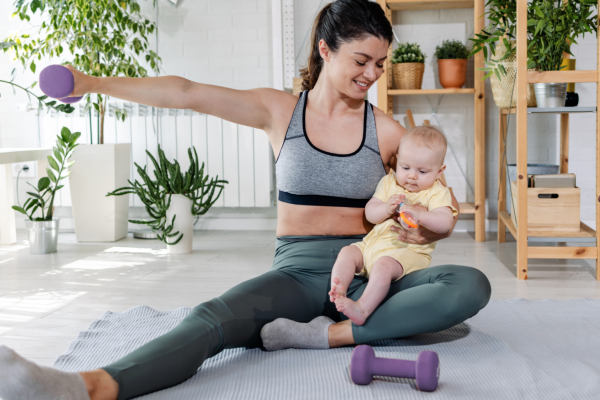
<box><xmin>352</xmin><ymin>170</ymin><xmax>458</xmax><ymax>280</ymax></box>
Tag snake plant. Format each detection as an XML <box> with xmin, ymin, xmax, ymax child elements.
<box><xmin>107</xmin><ymin>145</ymin><xmax>227</xmax><ymax>245</ymax></box>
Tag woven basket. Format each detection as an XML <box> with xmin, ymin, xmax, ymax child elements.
<box><xmin>392</xmin><ymin>63</ymin><xmax>425</xmax><ymax>90</ymax></box>
<box><xmin>490</xmin><ymin>40</ymin><xmax>537</xmax><ymax>108</ymax></box>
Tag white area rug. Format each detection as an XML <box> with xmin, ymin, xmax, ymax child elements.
<box><xmin>54</xmin><ymin>299</ymin><xmax>600</xmax><ymax>399</ymax></box>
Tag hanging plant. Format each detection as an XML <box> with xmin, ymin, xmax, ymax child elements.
<box><xmin>107</xmin><ymin>145</ymin><xmax>228</xmax><ymax>245</ymax></box>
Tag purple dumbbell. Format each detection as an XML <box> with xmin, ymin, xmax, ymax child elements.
<box><xmin>39</xmin><ymin>64</ymin><xmax>83</xmax><ymax>103</ymax></box>
<box><xmin>350</xmin><ymin>345</ymin><xmax>440</xmax><ymax>392</ymax></box>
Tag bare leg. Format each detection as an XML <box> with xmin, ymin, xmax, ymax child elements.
<box><xmin>335</xmin><ymin>257</ymin><xmax>404</xmax><ymax>326</ymax></box>
<box><xmin>79</xmin><ymin>370</ymin><xmax>119</xmax><ymax>400</ymax></box>
<box><xmin>328</xmin><ymin>246</ymin><xmax>364</xmax><ymax>302</ymax></box>
<box><xmin>328</xmin><ymin>320</ymin><xmax>355</xmax><ymax>348</ymax></box>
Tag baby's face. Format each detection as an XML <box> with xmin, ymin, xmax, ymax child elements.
<box><xmin>395</xmin><ymin>143</ymin><xmax>445</xmax><ymax>192</ymax></box>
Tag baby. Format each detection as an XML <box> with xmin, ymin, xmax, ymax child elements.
<box><xmin>328</xmin><ymin>126</ymin><xmax>458</xmax><ymax>325</ymax></box>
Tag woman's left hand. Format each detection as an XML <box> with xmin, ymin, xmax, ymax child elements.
<box><xmin>391</xmin><ymin>204</ymin><xmax>448</xmax><ymax>245</ymax></box>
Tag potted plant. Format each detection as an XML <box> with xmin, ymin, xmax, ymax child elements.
<box><xmin>434</xmin><ymin>40</ymin><xmax>470</xmax><ymax>89</ymax></box>
<box><xmin>12</xmin><ymin>127</ymin><xmax>80</xmax><ymax>254</ymax></box>
<box><xmin>2</xmin><ymin>0</ymin><xmax>162</xmax><ymax>242</ymax></box>
<box><xmin>470</xmin><ymin>0</ymin><xmax>596</xmax><ymax>108</ymax></box>
<box><xmin>391</xmin><ymin>42</ymin><xmax>426</xmax><ymax>90</ymax></box>
<box><xmin>107</xmin><ymin>145</ymin><xmax>227</xmax><ymax>254</ymax></box>
<box><xmin>526</xmin><ymin>0</ymin><xmax>596</xmax><ymax>107</ymax></box>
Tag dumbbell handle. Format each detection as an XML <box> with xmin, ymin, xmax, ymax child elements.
<box><xmin>371</xmin><ymin>357</ymin><xmax>416</xmax><ymax>379</ymax></box>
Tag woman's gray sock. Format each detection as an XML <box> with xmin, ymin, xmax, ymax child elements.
<box><xmin>0</xmin><ymin>345</ymin><xmax>90</xmax><ymax>400</ymax></box>
<box><xmin>260</xmin><ymin>316</ymin><xmax>335</xmax><ymax>351</ymax></box>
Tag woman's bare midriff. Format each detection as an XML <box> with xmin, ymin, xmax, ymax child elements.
<box><xmin>276</xmin><ymin>201</ymin><xmax>374</xmax><ymax>237</ymax></box>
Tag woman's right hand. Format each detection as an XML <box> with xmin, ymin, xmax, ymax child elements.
<box><xmin>62</xmin><ymin>65</ymin><xmax>93</xmax><ymax>98</ymax></box>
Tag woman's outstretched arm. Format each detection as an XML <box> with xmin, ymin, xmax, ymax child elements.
<box><xmin>65</xmin><ymin>65</ymin><xmax>288</xmax><ymax>132</ymax></box>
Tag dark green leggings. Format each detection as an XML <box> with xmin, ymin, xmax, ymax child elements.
<box><xmin>102</xmin><ymin>236</ymin><xmax>491</xmax><ymax>400</ymax></box>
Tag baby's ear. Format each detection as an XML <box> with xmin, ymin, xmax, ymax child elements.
<box><xmin>437</xmin><ymin>164</ymin><xmax>446</xmax><ymax>177</ymax></box>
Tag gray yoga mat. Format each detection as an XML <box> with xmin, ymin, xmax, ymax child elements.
<box><xmin>54</xmin><ymin>299</ymin><xmax>600</xmax><ymax>399</ymax></box>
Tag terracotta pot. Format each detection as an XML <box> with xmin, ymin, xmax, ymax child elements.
<box><xmin>437</xmin><ymin>59</ymin><xmax>467</xmax><ymax>89</ymax></box>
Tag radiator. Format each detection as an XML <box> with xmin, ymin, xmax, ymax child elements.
<box><xmin>41</xmin><ymin>103</ymin><xmax>275</xmax><ymax>208</ymax></box>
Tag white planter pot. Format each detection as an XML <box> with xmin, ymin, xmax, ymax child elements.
<box><xmin>165</xmin><ymin>194</ymin><xmax>193</xmax><ymax>254</ymax></box>
<box><xmin>69</xmin><ymin>144</ymin><xmax>131</xmax><ymax>242</ymax></box>
<box><xmin>25</xmin><ymin>218</ymin><xmax>60</xmax><ymax>254</ymax></box>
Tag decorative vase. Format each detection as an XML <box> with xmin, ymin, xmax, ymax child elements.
<box><xmin>69</xmin><ymin>144</ymin><xmax>131</xmax><ymax>242</ymax></box>
<box><xmin>165</xmin><ymin>194</ymin><xmax>193</xmax><ymax>254</ymax></box>
<box><xmin>392</xmin><ymin>63</ymin><xmax>425</xmax><ymax>90</ymax></box>
<box><xmin>490</xmin><ymin>40</ymin><xmax>537</xmax><ymax>108</ymax></box>
<box><xmin>533</xmin><ymin>83</ymin><xmax>568</xmax><ymax>108</ymax></box>
<box><xmin>25</xmin><ymin>218</ymin><xmax>60</xmax><ymax>254</ymax></box>
<box><xmin>437</xmin><ymin>59</ymin><xmax>467</xmax><ymax>89</ymax></box>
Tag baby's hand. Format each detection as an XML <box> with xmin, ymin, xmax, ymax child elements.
<box><xmin>385</xmin><ymin>194</ymin><xmax>405</xmax><ymax>216</ymax></box>
<box><xmin>398</xmin><ymin>203</ymin><xmax>423</xmax><ymax>223</ymax></box>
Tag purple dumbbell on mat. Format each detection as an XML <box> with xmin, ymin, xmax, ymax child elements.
<box><xmin>39</xmin><ymin>64</ymin><xmax>83</xmax><ymax>103</ymax></box>
<box><xmin>350</xmin><ymin>345</ymin><xmax>440</xmax><ymax>392</ymax></box>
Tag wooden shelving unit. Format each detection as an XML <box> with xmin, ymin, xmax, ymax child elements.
<box><xmin>376</xmin><ymin>0</ymin><xmax>486</xmax><ymax>241</ymax></box>
<box><xmin>497</xmin><ymin>0</ymin><xmax>600</xmax><ymax>280</ymax></box>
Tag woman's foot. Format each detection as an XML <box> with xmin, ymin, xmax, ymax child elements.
<box><xmin>335</xmin><ymin>296</ymin><xmax>369</xmax><ymax>326</ymax></box>
<box><xmin>260</xmin><ymin>316</ymin><xmax>334</xmax><ymax>350</ymax></box>
<box><xmin>0</xmin><ymin>345</ymin><xmax>91</xmax><ymax>400</ymax></box>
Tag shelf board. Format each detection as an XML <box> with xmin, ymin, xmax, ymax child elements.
<box><xmin>527</xmin><ymin>70</ymin><xmax>598</xmax><ymax>84</ymax></box>
<box><xmin>499</xmin><ymin>211</ymin><xmax>596</xmax><ymax>239</ymax></box>
<box><xmin>387</xmin><ymin>0</ymin><xmax>474</xmax><ymax>11</ymax></box>
<box><xmin>501</xmin><ymin>106</ymin><xmax>596</xmax><ymax>114</ymax></box>
<box><xmin>528</xmin><ymin>246</ymin><xmax>597</xmax><ymax>259</ymax></box>
<box><xmin>459</xmin><ymin>202</ymin><xmax>476</xmax><ymax>214</ymax></box>
<box><xmin>388</xmin><ymin>88</ymin><xmax>475</xmax><ymax>95</ymax></box>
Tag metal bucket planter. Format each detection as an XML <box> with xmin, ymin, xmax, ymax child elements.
<box><xmin>534</xmin><ymin>83</ymin><xmax>567</xmax><ymax>108</ymax></box>
<box><xmin>25</xmin><ymin>219</ymin><xmax>60</xmax><ymax>254</ymax></box>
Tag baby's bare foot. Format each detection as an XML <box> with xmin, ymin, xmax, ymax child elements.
<box><xmin>328</xmin><ymin>277</ymin><xmax>346</xmax><ymax>302</ymax></box>
<box><xmin>335</xmin><ymin>297</ymin><xmax>368</xmax><ymax>326</ymax></box>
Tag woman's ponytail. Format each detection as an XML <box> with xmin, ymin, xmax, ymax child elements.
<box><xmin>299</xmin><ymin>5</ymin><xmax>332</xmax><ymax>91</ymax></box>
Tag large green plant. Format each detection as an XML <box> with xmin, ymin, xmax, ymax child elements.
<box><xmin>1</xmin><ymin>0</ymin><xmax>162</xmax><ymax>143</ymax></box>
<box><xmin>107</xmin><ymin>146</ymin><xmax>228</xmax><ymax>245</ymax></box>
<box><xmin>434</xmin><ymin>40</ymin><xmax>470</xmax><ymax>60</ymax></box>
<box><xmin>392</xmin><ymin>43</ymin><xmax>426</xmax><ymax>64</ymax></box>
<box><xmin>12</xmin><ymin>127</ymin><xmax>80</xmax><ymax>221</ymax></box>
<box><xmin>469</xmin><ymin>0</ymin><xmax>597</xmax><ymax>80</ymax></box>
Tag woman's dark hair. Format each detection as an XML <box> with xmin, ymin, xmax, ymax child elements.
<box><xmin>300</xmin><ymin>0</ymin><xmax>393</xmax><ymax>91</ymax></box>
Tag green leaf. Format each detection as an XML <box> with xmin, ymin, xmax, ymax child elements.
<box><xmin>46</xmin><ymin>168</ymin><xmax>57</xmax><ymax>183</ymax></box>
<box><xmin>53</xmin><ymin>147</ymin><xmax>63</xmax><ymax>163</ymax></box>
<box><xmin>38</xmin><ymin>177</ymin><xmax>50</xmax><ymax>191</ymax></box>
<box><xmin>60</xmin><ymin>127</ymin><xmax>71</xmax><ymax>143</ymax></box>
<box><xmin>12</xmin><ymin>206</ymin><xmax>27</xmax><ymax>215</ymax></box>
<box><xmin>47</xmin><ymin>156</ymin><xmax>59</xmax><ymax>171</ymax></box>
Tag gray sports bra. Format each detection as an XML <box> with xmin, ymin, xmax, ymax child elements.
<box><xmin>276</xmin><ymin>90</ymin><xmax>387</xmax><ymax>208</ymax></box>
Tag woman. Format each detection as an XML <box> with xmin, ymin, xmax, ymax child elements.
<box><xmin>0</xmin><ymin>1</ymin><xmax>491</xmax><ymax>400</ymax></box>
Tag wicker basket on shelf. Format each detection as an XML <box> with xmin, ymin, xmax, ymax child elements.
<box><xmin>392</xmin><ymin>63</ymin><xmax>425</xmax><ymax>90</ymax></box>
<box><xmin>490</xmin><ymin>40</ymin><xmax>537</xmax><ymax>108</ymax></box>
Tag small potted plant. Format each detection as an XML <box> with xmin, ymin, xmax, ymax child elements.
<box><xmin>12</xmin><ymin>127</ymin><xmax>80</xmax><ymax>254</ymax></box>
<box><xmin>391</xmin><ymin>42</ymin><xmax>426</xmax><ymax>90</ymax></box>
<box><xmin>434</xmin><ymin>40</ymin><xmax>470</xmax><ymax>89</ymax></box>
<box><xmin>107</xmin><ymin>145</ymin><xmax>227</xmax><ymax>254</ymax></box>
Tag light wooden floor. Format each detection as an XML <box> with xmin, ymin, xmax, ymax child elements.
<box><xmin>1</xmin><ymin>230</ymin><xmax>599</xmax><ymax>367</ymax></box>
